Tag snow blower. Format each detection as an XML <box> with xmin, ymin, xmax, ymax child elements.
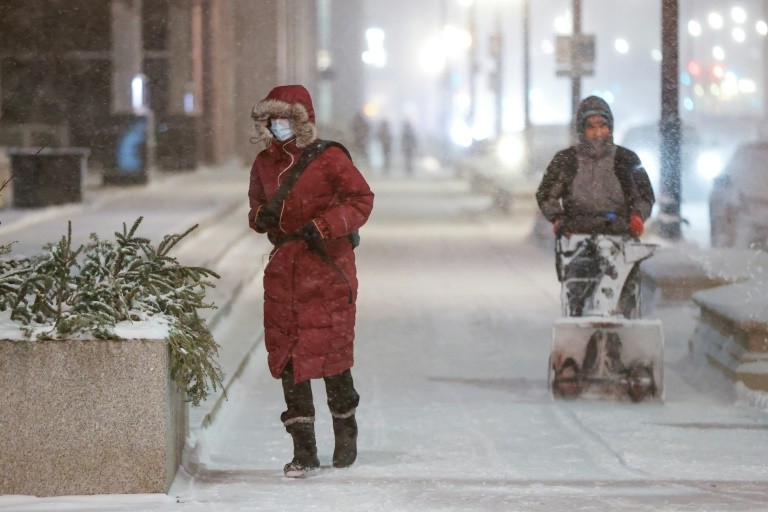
<box><xmin>548</xmin><ymin>234</ymin><xmax>664</xmax><ymax>402</ymax></box>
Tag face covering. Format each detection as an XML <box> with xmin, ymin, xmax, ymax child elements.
<box><xmin>578</xmin><ymin>133</ymin><xmax>614</xmax><ymax>159</ymax></box>
<box><xmin>270</xmin><ymin>119</ymin><xmax>294</xmax><ymax>141</ymax></box>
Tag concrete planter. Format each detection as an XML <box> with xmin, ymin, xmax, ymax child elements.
<box><xmin>0</xmin><ymin>338</ymin><xmax>187</xmax><ymax>497</ymax></box>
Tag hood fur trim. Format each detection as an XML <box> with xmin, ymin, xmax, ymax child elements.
<box><xmin>251</xmin><ymin>99</ymin><xmax>318</xmax><ymax>148</ymax></box>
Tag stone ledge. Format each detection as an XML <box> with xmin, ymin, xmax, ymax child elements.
<box><xmin>0</xmin><ymin>338</ymin><xmax>187</xmax><ymax>497</ymax></box>
<box><xmin>640</xmin><ymin>248</ymin><xmax>729</xmax><ymax>307</ymax></box>
<box><xmin>690</xmin><ymin>280</ymin><xmax>768</xmax><ymax>391</ymax></box>
<box><xmin>693</xmin><ymin>281</ymin><xmax>768</xmax><ymax>334</ymax></box>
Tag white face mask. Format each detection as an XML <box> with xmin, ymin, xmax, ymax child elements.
<box><xmin>270</xmin><ymin>119</ymin><xmax>294</xmax><ymax>141</ymax></box>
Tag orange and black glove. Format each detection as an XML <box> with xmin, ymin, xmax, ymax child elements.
<box><xmin>553</xmin><ymin>217</ymin><xmax>571</xmax><ymax>238</ymax></box>
<box><xmin>628</xmin><ymin>213</ymin><xmax>644</xmax><ymax>237</ymax></box>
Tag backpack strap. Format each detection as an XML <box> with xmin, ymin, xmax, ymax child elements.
<box><xmin>613</xmin><ymin>146</ymin><xmax>640</xmax><ymax>215</ymax></box>
<box><xmin>558</xmin><ymin>147</ymin><xmax>579</xmax><ymax>202</ymax></box>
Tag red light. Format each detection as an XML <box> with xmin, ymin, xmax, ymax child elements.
<box><xmin>687</xmin><ymin>60</ymin><xmax>701</xmax><ymax>77</ymax></box>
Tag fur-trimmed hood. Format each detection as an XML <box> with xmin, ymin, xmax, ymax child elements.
<box><xmin>251</xmin><ymin>85</ymin><xmax>318</xmax><ymax>148</ymax></box>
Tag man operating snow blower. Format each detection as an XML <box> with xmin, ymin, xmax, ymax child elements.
<box><xmin>536</xmin><ymin>96</ymin><xmax>663</xmax><ymax>402</ymax></box>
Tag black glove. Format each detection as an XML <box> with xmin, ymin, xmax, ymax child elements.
<box><xmin>297</xmin><ymin>221</ymin><xmax>323</xmax><ymax>245</ymax></box>
<box><xmin>254</xmin><ymin>208</ymin><xmax>279</xmax><ymax>232</ymax></box>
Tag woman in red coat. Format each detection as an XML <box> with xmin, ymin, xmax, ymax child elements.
<box><xmin>248</xmin><ymin>85</ymin><xmax>374</xmax><ymax>478</ymax></box>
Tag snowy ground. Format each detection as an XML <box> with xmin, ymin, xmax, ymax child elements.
<box><xmin>4</xmin><ymin>168</ymin><xmax>768</xmax><ymax>511</ymax></box>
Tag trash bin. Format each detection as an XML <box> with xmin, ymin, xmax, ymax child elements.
<box><xmin>103</xmin><ymin>114</ymin><xmax>150</xmax><ymax>185</ymax></box>
<box><xmin>157</xmin><ymin>115</ymin><xmax>199</xmax><ymax>171</ymax></box>
<box><xmin>7</xmin><ymin>147</ymin><xmax>89</xmax><ymax>208</ymax></box>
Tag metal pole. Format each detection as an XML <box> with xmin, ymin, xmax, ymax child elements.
<box><xmin>495</xmin><ymin>4</ymin><xmax>504</xmax><ymax>136</ymax></box>
<box><xmin>764</xmin><ymin>0</ymin><xmax>768</xmax><ymax>135</ymax></box>
<box><xmin>523</xmin><ymin>0</ymin><xmax>531</xmax><ymax>129</ymax></box>
<box><xmin>467</xmin><ymin>0</ymin><xmax>477</xmax><ymax>129</ymax></box>
<box><xmin>659</xmin><ymin>0</ymin><xmax>682</xmax><ymax>240</ymax></box>
<box><xmin>522</xmin><ymin>0</ymin><xmax>532</xmax><ymax>170</ymax></box>
<box><xmin>570</xmin><ymin>0</ymin><xmax>582</xmax><ymax>142</ymax></box>
<box><xmin>440</xmin><ymin>0</ymin><xmax>452</xmax><ymax>152</ymax></box>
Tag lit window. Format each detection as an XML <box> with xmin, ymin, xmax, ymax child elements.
<box><xmin>731</xmin><ymin>7</ymin><xmax>747</xmax><ymax>24</ymax></box>
<box><xmin>362</xmin><ymin>28</ymin><xmax>387</xmax><ymax>68</ymax></box>
<box><xmin>554</xmin><ymin>15</ymin><xmax>570</xmax><ymax>35</ymax></box>
<box><xmin>131</xmin><ymin>74</ymin><xmax>145</xmax><ymax>111</ymax></box>
<box><xmin>708</xmin><ymin>12</ymin><xmax>724</xmax><ymax>30</ymax></box>
<box><xmin>688</xmin><ymin>20</ymin><xmax>702</xmax><ymax>37</ymax></box>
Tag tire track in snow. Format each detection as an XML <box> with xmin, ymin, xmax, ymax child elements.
<box><xmin>549</xmin><ymin>402</ymin><xmax>653</xmax><ymax>479</ymax></box>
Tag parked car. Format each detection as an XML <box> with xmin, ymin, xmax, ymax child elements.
<box><xmin>456</xmin><ymin>125</ymin><xmax>569</xmax><ymax>212</ymax></box>
<box><xmin>709</xmin><ymin>141</ymin><xmax>768</xmax><ymax>249</ymax></box>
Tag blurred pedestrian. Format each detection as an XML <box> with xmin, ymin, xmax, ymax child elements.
<box><xmin>248</xmin><ymin>84</ymin><xmax>375</xmax><ymax>478</ymax></box>
<box><xmin>377</xmin><ymin>120</ymin><xmax>392</xmax><ymax>174</ymax></box>
<box><xmin>351</xmin><ymin>112</ymin><xmax>370</xmax><ymax>165</ymax></box>
<box><xmin>400</xmin><ymin>120</ymin><xmax>418</xmax><ymax>176</ymax></box>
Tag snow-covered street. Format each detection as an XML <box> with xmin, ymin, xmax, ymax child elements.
<box><xmin>4</xmin><ymin>171</ymin><xmax>768</xmax><ymax>511</ymax></box>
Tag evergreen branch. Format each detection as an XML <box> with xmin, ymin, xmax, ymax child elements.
<box><xmin>157</xmin><ymin>224</ymin><xmax>198</xmax><ymax>257</ymax></box>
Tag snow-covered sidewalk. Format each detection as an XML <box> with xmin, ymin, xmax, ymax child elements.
<box><xmin>4</xmin><ymin>177</ymin><xmax>768</xmax><ymax>511</ymax></box>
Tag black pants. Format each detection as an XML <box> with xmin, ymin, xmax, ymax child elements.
<box><xmin>279</xmin><ymin>360</ymin><xmax>360</xmax><ymax>425</ymax></box>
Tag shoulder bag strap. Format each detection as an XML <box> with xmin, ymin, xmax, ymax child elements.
<box><xmin>263</xmin><ymin>140</ymin><xmax>328</xmax><ymax>215</ymax></box>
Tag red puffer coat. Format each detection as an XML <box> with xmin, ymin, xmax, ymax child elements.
<box><xmin>248</xmin><ymin>85</ymin><xmax>374</xmax><ymax>383</ymax></box>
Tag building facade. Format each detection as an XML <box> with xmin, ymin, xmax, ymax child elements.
<box><xmin>0</xmin><ymin>0</ymin><xmax>364</xmax><ymax>172</ymax></box>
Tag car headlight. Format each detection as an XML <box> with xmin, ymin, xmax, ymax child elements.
<box><xmin>496</xmin><ymin>135</ymin><xmax>525</xmax><ymax>170</ymax></box>
<box><xmin>696</xmin><ymin>151</ymin><xmax>724</xmax><ymax>181</ymax></box>
<box><xmin>450</xmin><ymin>122</ymin><xmax>473</xmax><ymax>148</ymax></box>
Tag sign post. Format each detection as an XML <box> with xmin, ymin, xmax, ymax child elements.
<box><xmin>555</xmin><ymin>33</ymin><xmax>596</xmax><ymax>142</ymax></box>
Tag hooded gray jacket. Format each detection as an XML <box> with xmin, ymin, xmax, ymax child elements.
<box><xmin>536</xmin><ymin>96</ymin><xmax>655</xmax><ymax>235</ymax></box>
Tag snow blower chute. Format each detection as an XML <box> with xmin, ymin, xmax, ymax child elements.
<box><xmin>548</xmin><ymin>234</ymin><xmax>664</xmax><ymax>402</ymax></box>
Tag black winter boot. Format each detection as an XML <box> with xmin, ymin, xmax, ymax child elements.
<box><xmin>284</xmin><ymin>421</ymin><xmax>320</xmax><ymax>478</ymax></box>
<box><xmin>332</xmin><ymin>413</ymin><xmax>358</xmax><ymax>468</ymax></box>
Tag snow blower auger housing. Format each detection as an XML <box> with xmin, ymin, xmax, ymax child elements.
<box><xmin>548</xmin><ymin>234</ymin><xmax>664</xmax><ymax>402</ymax></box>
